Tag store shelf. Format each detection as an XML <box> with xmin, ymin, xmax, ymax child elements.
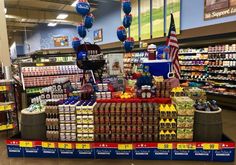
<box><xmin>208</xmin><ymin>51</ymin><xmax>236</xmax><ymax>54</ymax></box>
<box><xmin>179</xmin><ymin>52</ymin><xmax>208</xmax><ymax>55</ymax></box>
<box><xmin>179</xmin><ymin>59</ymin><xmax>208</xmax><ymax>61</ymax></box>
<box><xmin>208</xmin><ymin>65</ymin><xmax>236</xmax><ymax>68</ymax></box>
<box><xmin>208</xmin><ymin>72</ymin><xmax>236</xmax><ymax>75</ymax></box>
<box><xmin>180</xmin><ymin>79</ymin><xmax>207</xmax><ymax>83</ymax></box>
<box><xmin>208</xmin><ymin>78</ymin><xmax>236</xmax><ymax>82</ymax></box>
<box><xmin>208</xmin><ymin>58</ymin><xmax>236</xmax><ymax>61</ymax></box>
<box><xmin>206</xmin><ymin>91</ymin><xmax>236</xmax><ymax>97</ymax></box>
<box><xmin>212</xmin><ymin>84</ymin><xmax>236</xmax><ymax>88</ymax></box>
<box><xmin>21</xmin><ymin>62</ymin><xmax>76</xmax><ymax>67</ymax></box>
<box><xmin>142</xmin><ymin>59</ymin><xmax>172</xmax><ymax>63</ymax></box>
<box><xmin>23</xmin><ymin>72</ymin><xmax>81</xmax><ymax>78</ymax></box>
<box><xmin>181</xmin><ymin>70</ymin><xmax>207</xmax><ymax>72</ymax></box>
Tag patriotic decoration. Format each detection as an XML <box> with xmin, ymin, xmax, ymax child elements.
<box><xmin>166</xmin><ymin>13</ymin><xmax>180</xmax><ymax>79</ymax></box>
<box><xmin>122</xmin><ymin>0</ymin><xmax>132</xmax><ymax>15</ymax></box>
<box><xmin>76</xmin><ymin>0</ymin><xmax>90</xmax><ymax>16</ymax></box>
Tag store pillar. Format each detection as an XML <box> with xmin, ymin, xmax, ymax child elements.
<box><xmin>0</xmin><ymin>0</ymin><xmax>11</xmax><ymax>67</ymax></box>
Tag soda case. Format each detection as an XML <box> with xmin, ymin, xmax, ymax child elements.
<box><xmin>172</xmin><ymin>97</ymin><xmax>195</xmax><ymax>141</ymax></box>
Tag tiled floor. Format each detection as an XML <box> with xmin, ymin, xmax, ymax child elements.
<box><xmin>0</xmin><ymin>109</ymin><xmax>235</xmax><ymax>165</ymax></box>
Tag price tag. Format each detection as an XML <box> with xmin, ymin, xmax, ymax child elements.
<box><xmin>0</xmin><ymin>105</ymin><xmax>4</xmax><ymax>111</ymax></box>
<box><xmin>76</xmin><ymin>143</ymin><xmax>91</xmax><ymax>150</ymax></box>
<box><xmin>203</xmin><ymin>143</ymin><xmax>220</xmax><ymax>150</ymax></box>
<box><xmin>58</xmin><ymin>143</ymin><xmax>73</xmax><ymax>149</ymax></box>
<box><xmin>158</xmin><ymin>143</ymin><xmax>173</xmax><ymax>150</ymax></box>
<box><xmin>42</xmin><ymin>142</ymin><xmax>55</xmax><ymax>149</ymax></box>
<box><xmin>177</xmin><ymin>143</ymin><xmax>196</xmax><ymax>150</ymax></box>
<box><xmin>19</xmin><ymin>141</ymin><xmax>33</xmax><ymax>148</ymax></box>
<box><xmin>118</xmin><ymin>144</ymin><xmax>133</xmax><ymax>150</ymax></box>
<box><xmin>36</xmin><ymin>63</ymin><xmax>45</xmax><ymax>67</ymax></box>
<box><xmin>0</xmin><ymin>86</ymin><xmax>6</xmax><ymax>91</ymax></box>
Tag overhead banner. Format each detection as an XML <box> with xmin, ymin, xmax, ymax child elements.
<box><xmin>140</xmin><ymin>0</ymin><xmax>151</xmax><ymax>40</ymax></box>
<box><xmin>165</xmin><ymin>0</ymin><xmax>181</xmax><ymax>35</ymax></box>
<box><xmin>152</xmin><ymin>0</ymin><xmax>165</xmax><ymax>38</ymax></box>
<box><xmin>130</xmin><ymin>0</ymin><xmax>139</xmax><ymax>41</ymax></box>
<box><xmin>204</xmin><ymin>0</ymin><xmax>236</xmax><ymax>20</ymax></box>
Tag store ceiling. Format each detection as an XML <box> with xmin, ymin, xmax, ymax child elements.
<box><xmin>5</xmin><ymin>0</ymin><xmax>120</xmax><ymax>38</ymax></box>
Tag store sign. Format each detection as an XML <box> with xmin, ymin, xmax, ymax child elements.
<box><xmin>204</xmin><ymin>0</ymin><xmax>236</xmax><ymax>20</ymax></box>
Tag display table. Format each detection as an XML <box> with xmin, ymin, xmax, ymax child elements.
<box><xmin>6</xmin><ymin>135</ymin><xmax>235</xmax><ymax>162</ymax></box>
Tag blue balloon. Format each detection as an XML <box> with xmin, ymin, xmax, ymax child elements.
<box><xmin>84</xmin><ymin>14</ymin><xmax>94</xmax><ymax>29</ymax></box>
<box><xmin>72</xmin><ymin>38</ymin><xmax>81</xmax><ymax>52</ymax></box>
<box><xmin>77</xmin><ymin>24</ymin><xmax>87</xmax><ymax>38</ymax></box>
<box><xmin>123</xmin><ymin>14</ymin><xmax>132</xmax><ymax>28</ymax></box>
<box><xmin>122</xmin><ymin>1</ymin><xmax>131</xmax><ymax>15</ymax></box>
<box><xmin>76</xmin><ymin>2</ymin><xmax>90</xmax><ymax>16</ymax></box>
<box><xmin>124</xmin><ymin>38</ymin><xmax>134</xmax><ymax>52</ymax></box>
<box><xmin>117</xmin><ymin>26</ymin><xmax>127</xmax><ymax>42</ymax></box>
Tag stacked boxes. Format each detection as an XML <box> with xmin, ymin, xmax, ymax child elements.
<box><xmin>159</xmin><ymin>104</ymin><xmax>177</xmax><ymax>141</ymax></box>
<box><xmin>45</xmin><ymin>99</ymin><xmax>60</xmax><ymax>141</ymax></box>
<box><xmin>94</xmin><ymin>102</ymin><xmax>159</xmax><ymax>142</ymax></box>
<box><xmin>95</xmin><ymin>83</ymin><xmax>111</xmax><ymax>100</ymax></box>
<box><xmin>58</xmin><ymin>98</ymin><xmax>78</xmax><ymax>141</ymax></box>
<box><xmin>156</xmin><ymin>82</ymin><xmax>171</xmax><ymax>98</ymax></box>
<box><xmin>172</xmin><ymin>97</ymin><xmax>195</xmax><ymax>141</ymax></box>
<box><xmin>76</xmin><ymin>100</ymin><xmax>96</xmax><ymax>142</ymax></box>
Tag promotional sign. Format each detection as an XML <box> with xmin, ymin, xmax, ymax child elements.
<box><xmin>20</xmin><ymin>141</ymin><xmax>42</xmax><ymax>158</ymax></box>
<box><xmin>6</xmin><ymin>140</ymin><xmax>23</xmax><ymax>157</ymax></box>
<box><xmin>205</xmin><ymin>0</ymin><xmax>236</xmax><ymax>20</ymax></box>
<box><xmin>172</xmin><ymin>143</ymin><xmax>197</xmax><ymax>160</ymax></box>
<box><xmin>58</xmin><ymin>142</ymin><xmax>76</xmax><ymax>158</ymax></box>
<box><xmin>41</xmin><ymin>142</ymin><xmax>58</xmax><ymax>158</ymax></box>
<box><xmin>75</xmin><ymin>143</ymin><xmax>94</xmax><ymax>159</ymax></box>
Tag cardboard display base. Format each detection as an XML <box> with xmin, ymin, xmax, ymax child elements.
<box><xmin>6</xmin><ymin>135</ymin><xmax>235</xmax><ymax>162</ymax></box>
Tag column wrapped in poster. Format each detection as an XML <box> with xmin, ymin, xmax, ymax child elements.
<box><xmin>130</xmin><ymin>0</ymin><xmax>139</xmax><ymax>41</ymax></box>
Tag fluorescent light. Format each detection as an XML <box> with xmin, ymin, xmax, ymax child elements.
<box><xmin>56</xmin><ymin>13</ymin><xmax>68</xmax><ymax>19</ymax></box>
<box><xmin>71</xmin><ymin>0</ymin><xmax>77</xmax><ymax>7</ymax></box>
<box><xmin>4</xmin><ymin>8</ymin><xmax>7</xmax><ymax>14</ymax></box>
<box><xmin>48</xmin><ymin>23</ymin><xmax>57</xmax><ymax>27</ymax></box>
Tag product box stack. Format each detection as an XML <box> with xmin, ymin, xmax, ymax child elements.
<box><xmin>58</xmin><ymin>98</ymin><xmax>78</xmax><ymax>141</ymax></box>
<box><xmin>95</xmin><ymin>83</ymin><xmax>111</xmax><ymax>100</ymax></box>
<box><xmin>156</xmin><ymin>81</ymin><xmax>171</xmax><ymax>98</ymax></box>
<box><xmin>76</xmin><ymin>100</ymin><xmax>96</xmax><ymax>142</ymax></box>
<box><xmin>45</xmin><ymin>99</ymin><xmax>60</xmax><ymax>141</ymax></box>
<box><xmin>172</xmin><ymin>97</ymin><xmax>195</xmax><ymax>141</ymax></box>
<box><xmin>184</xmin><ymin>87</ymin><xmax>207</xmax><ymax>101</ymax></box>
<box><xmin>52</xmin><ymin>78</ymin><xmax>73</xmax><ymax>100</ymax></box>
<box><xmin>94</xmin><ymin>102</ymin><xmax>159</xmax><ymax>142</ymax></box>
<box><xmin>159</xmin><ymin>104</ymin><xmax>177</xmax><ymax>141</ymax></box>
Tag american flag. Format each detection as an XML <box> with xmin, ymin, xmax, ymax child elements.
<box><xmin>166</xmin><ymin>13</ymin><xmax>180</xmax><ymax>79</ymax></box>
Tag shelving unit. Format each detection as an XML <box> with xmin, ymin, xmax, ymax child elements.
<box><xmin>179</xmin><ymin>44</ymin><xmax>236</xmax><ymax>109</ymax></box>
<box><xmin>0</xmin><ymin>80</ymin><xmax>19</xmax><ymax>133</ymax></box>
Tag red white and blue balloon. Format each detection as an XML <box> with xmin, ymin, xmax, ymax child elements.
<box><xmin>76</xmin><ymin>0</ymin><xmax>90</xmax><ymax>16</ymax></box>
<box><xmin>122</xmin><ymin>0</ymin><xmax>132</xmax><ymax>15</ymax></box>
<box><xmin>77</xmin><ymin>23</ymin><xmax>87</xmax><ymax>38</ymax></box>
<box><xmin>117</xmin><ymin>26</ymin><xmax>127</xmax><ymax>42</ymax></box>
<box><xmin>123</xmin><ymin>14</ymin><xmax>132</xmax><ymax>28</ymax></box>
<box><xmin>72</xmin><ymin>37</ymin><xmax>81</xmax><ymax>51</ymax></box>
<box><xmin>84</xmin><ymin>13</ymin><xmax>94</xmax><ymax>29</ymax></box>
<box><xmin>124</xmin><ymin>37</ymin><xmax>134</xmax><ymax>52</ymax></box>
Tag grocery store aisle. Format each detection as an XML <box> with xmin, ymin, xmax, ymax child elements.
<box><xmin>0</xmin><ymin>109</ymin><xmax>235</xmax><ymax>165</ymax></box>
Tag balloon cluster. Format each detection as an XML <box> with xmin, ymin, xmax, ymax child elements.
<box><xmin>72</xmin><ymin>0</ymin><xmax>95</xmax><ymax>51</ymax></box>
<box><xmin>117</xmin><ymin>0</ymin><xmax>134</xmax><ymax>52</ymax></box>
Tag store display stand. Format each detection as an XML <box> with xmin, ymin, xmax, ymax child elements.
<box><xmin>6</xmin><ymin>134</ymin><xmax>235</xmax><ymax>162</ymax></box>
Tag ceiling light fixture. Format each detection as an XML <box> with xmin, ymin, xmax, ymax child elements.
<box><xmin>48</xmin><ymin>23</ymin><xmax>57</xmax><ymax>27</ymax></box>
<box><xmin>4</xmin><ymin>8</ymin><xmax>7</xmax><ymax>14</ymax></box>
<box><xmin>71</xmin><ymin>0</ymin><xmax>77</xmax><ymax>7</ymax></box>
<box><xmin>56</xmin><ymin>13</ymin><xmax>68</xmax><ymax>19</ymax></box>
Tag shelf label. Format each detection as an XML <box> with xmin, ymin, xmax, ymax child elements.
<box><xmin>36</xmin><ymin>63</ymin><xmax>45</xmax><ymax>67</ymax></box>
<box><xmin>76</xmin><ymin>143</ymin><xmax>91</xmax><ymax>150</ymax></box>
<box><xmin>118</xmin><ymin>144</ymin><xmax>133</xmax><ymax>150</ymax></box>
<box><xmin>42</xmin><ymin>142</ymin><xmax>55</xmax><ymax>149</ymax></box>
<box><xmin>58</xmin><ymin>143</ymin><xmax>73</xmax><ymax>149</ymax></box>
<box><xmin>177</xmin><ymin>143</ymin><xmax>196</xmax><ymax>150</ymax></box>
<box><xmin>158</xmin><ymin>143</ymin><xmax>173</xmax><ymax>150</ymax></box>
<box><xmin>203</xmin><ymin>143</ymin><xmax>220</xmax><ymax>150</ymax></box>
<box><xmin>0</xmin><ymin>106</ymin><xmax>4</xmax><ymax>111</ymax></box>
<box><xmin>19</xmin><ymin>141</ymin><xmax>33</xmax><ymax>148</ymax></box>
<box><xmin>5</xmin><ymin>105</ymin><xmax>12</xmax><ymax>110</ymax></box>
<box><xmin>0</xmin><ymin>124</ymin><xmax>13</xmax><ymax>131</ymax></box>
<box><xmin>0</xmin><ymin>86</ymin><xmax>7</xmax><ymax>91</ymax></box>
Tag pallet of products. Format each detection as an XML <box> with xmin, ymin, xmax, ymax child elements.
<box><xmin>159</xmin><ymin>104</ymin><xmax>177</xmax><ymax>141</ymax></box>
<box><xmin>45</xmin><ymin>99</ymin><xmax>60</xmax><ymax>141</ymax></box>
<box><xmin>58</xmin><ymin>97</ymin><xmax>78</xmax><ymax>141</ymax></box>
<box><xmin>94</xmin><ymin>101</ymin><xmax>159</xmax><ymax>142</ymax></box>
<box><xmin>172</xmin><ymin>96</ymin><xmax>195</xmax><ymax>141</ymax></box>
<box><xmin>76</xmin><ymin>100</ymin><xmax>96</xmax><ymax>142</ymax></box>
